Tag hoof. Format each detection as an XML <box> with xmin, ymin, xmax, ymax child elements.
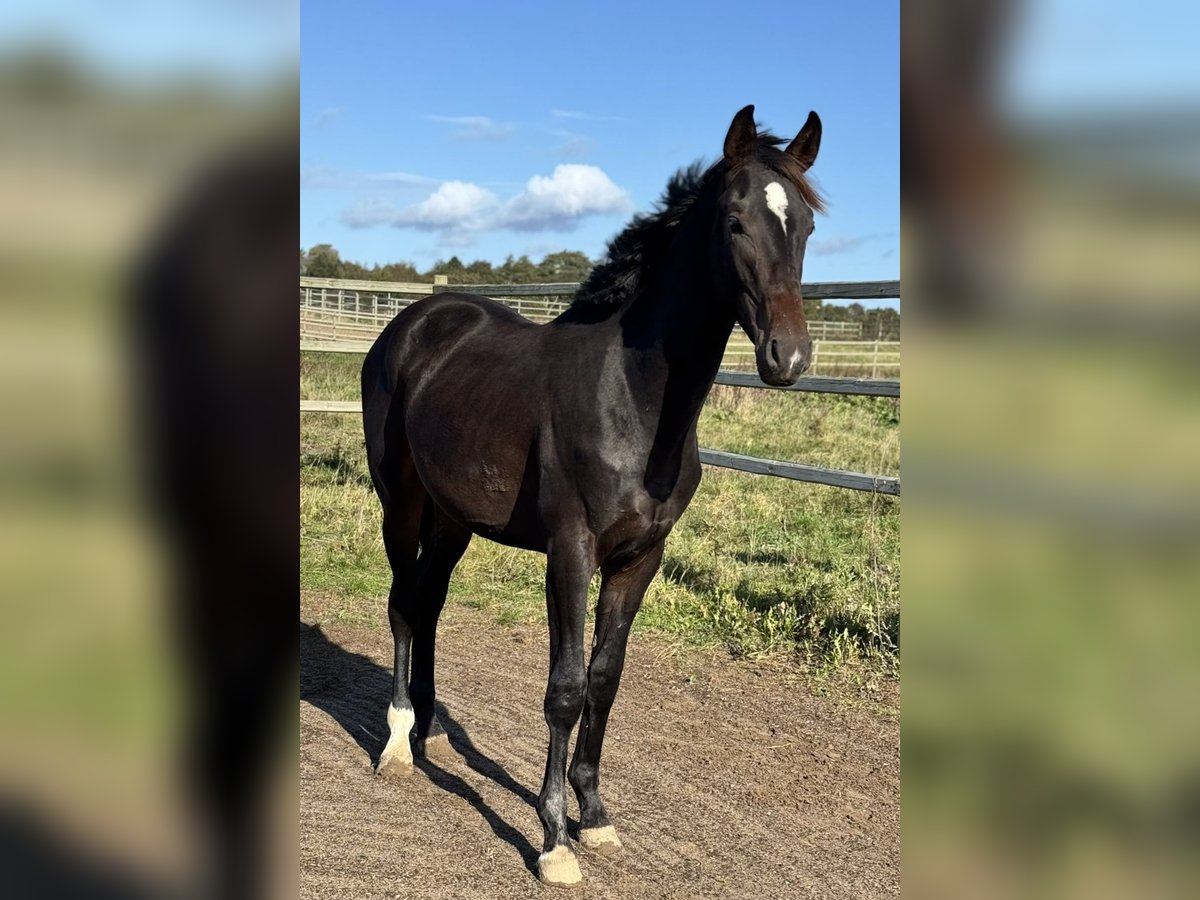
<box><xmin>378</xmin><ymin>704</ymin><xmax>414</xmax><ymax>779</ymax></box>
<box><xmin>537</xmin><ymin>845</ymin><xmax>582</xmax><ymax>888</ymax></box>
<box><xmin>375</xmin><ymin>752</ymin><xmax>413</xmax><ymax>780</ymax></box>
<box><xmin>416</xmin><ymin>732</ymin><xmax>455</xmax><ymax>763</ymax></box>
<box><xmin>579</xmin><ymin>825</ymin><xmax>623</xmax><ymax>857</ymax></box>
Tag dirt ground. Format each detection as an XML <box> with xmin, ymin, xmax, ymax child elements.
<box><xmin>301</xmin><ymin>592</ymin><xmax>899</xmax><ymax>899</ymax></box>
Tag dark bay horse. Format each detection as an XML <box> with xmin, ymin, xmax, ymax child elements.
<box><xmin>361</xmin><ymin>105</ymin><xmax>823</xmax><ymax>887</ymax></box>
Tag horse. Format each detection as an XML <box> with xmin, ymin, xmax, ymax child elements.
<box><xmin>360</xmin><ymin>104</ymin><xmax>824</xmax><ymax>887</ymax></box>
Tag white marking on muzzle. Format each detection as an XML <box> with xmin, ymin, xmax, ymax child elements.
<box><xmin>788</xmin><ymin>349</ymin><xmax>802</xmax><ymax>371</ymax></box>
<box><xmin>764</xmin><ymin>182</ymin><xmax>789</xmax><ymax>235</ymax></box>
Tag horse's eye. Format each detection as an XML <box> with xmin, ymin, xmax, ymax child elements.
<box><xmin>728</xmin><ymin>217</ymin><xmax>745</xmax><ymax>235</ymax></box>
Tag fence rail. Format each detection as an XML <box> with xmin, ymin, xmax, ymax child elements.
<box><xmin>698</xmin><ymin>449</ymin><xmax>900</xmax><ymax>495</ymax></box>
<box><xmin>300</xmin><ymin>275</ymin><xmax>900</xmax><ymax>376</ymax></box>
<box><xmin>713</xmin><ymin>372</ymin><xmax>900</xmax><ymax>397</ymax></box>
<box><xmin>424</xmin><ymin>279</ymin><xmax>901</xmax><ymax>301</ymax></box>
<box><xmin>300</xmin><ymin>330</ymin><xmax>900</xmax><ymax>378</ymax></box>
<box><xmin>300</xmin><ymin>276</ymin><xmax>899</xmax><ymax>342</ymax></box>
<box><xmin>300</xmin><ymin>277</ymin><xmax>900</xmax><ymax>495</ymax></box>
<box><xmin>299</xmin><ymin>396</ymin><xmax>899</xmax><ymax>495</ymax></box>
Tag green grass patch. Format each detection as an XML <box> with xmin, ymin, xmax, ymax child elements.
<box><xmin>300</xmin><ymin>350</ymin><xmax>899</xmax><ymax>672</ymax></box>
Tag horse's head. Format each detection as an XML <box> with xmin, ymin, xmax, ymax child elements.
<box><xmin>714</xmin><ymin>105</ymin><xmax>823</xmax><ymax>386</ymax></box>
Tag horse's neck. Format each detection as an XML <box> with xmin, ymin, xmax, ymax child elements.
<box><xmin>623</xmin><ymin>207</ymin><xmax>734</xmax><ymax>388</ymax></box>
<box><xmin>617</xmin><ymin>254</ymin><xmax>734</xmax><ymax>496</ymax></box>
<box><xmin>625</xmin><ymin>275</ymin><xmax>731</xmax><ymax>384</ymax></box>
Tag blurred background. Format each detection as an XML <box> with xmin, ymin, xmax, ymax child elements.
<box><xmin>904</xmin><ymin>1</ymin><xmax>1200</xmax><ymax>898</ymax></box>
<box><xmin>3</xmin><ymin>0</ymin><xmax>1199</xmax><ymax>898</ymax></box>
<box><xmin>0</xmin><ymin>2</ymin><xmax>296</xmax><ymax>898</ymax></box>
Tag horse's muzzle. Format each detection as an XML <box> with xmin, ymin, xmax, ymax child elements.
<box><xmin>756</xmin><ymin>335</ymin><xmax>811</xmax><ymax>386</ymax></box>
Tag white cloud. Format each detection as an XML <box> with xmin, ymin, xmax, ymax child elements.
<box><xmin>392</xmin><ymin>181</ymin><xmax>500</xmax><ymax>231</ymax></box>
<box><xmin>302</xmin><ymin>165</ymin><xmax>437</xmax><ymax>191</ymax></box>
<box><xmin>425</xmin><ymin>114</ymin><xmax>515</xmax><ymax>142</ymax></box>
<box><xmin>340</xmin><ymin>198</ymin><xmax>402</xmax><ymax>229</ymax></box>
<box><xmin>810</xmin><ymin>232</ymin><xmax>898</xmax><ymax>256</ymax></box>
<box><xmin>340</xmin><ymin>182</ymin><xmax>499</xmax><ymax>232</ymax></box>
<box><xmin>551</xmin><ymin>109</ymin><xmax>628</xmax><ymax>122</ymax></box>
<box><xmin>339</xmin><ymin>165</ymin><xmax>631</xmax><ymax>242</ymax></box>
<box><xmin>811</xmin><ymin>235</ymin><xmax>871</xmax><ymax>255</ymax></box>
<box><xmin>499</xmin><ymin>165</ymin><xmax>631</xmax><ymax>232</ymax></box>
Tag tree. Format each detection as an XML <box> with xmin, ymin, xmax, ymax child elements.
<box><xmin>305</xmin><ymin>243</ymin><xmax>342</xmax><ymax>278</ymax></box>
<box><xmin>425</xmin><ymin>256</ymin><xmax>463</xmax><ymax>281</ymax></box>
<box><xmin>374</xmin><ymin>261</ymin><xmax>421</xmax><ymax>282</ymax></box>
<box><xmin>495</xmin><ymin>254</ymin><xmax>537</xmax><ymax>284</ymax></box>
<box><xmin>861</xmin><ymin>306</ymin><xmax>900</xmax><ymax>340</ymax></box>
<box><xmin>338</xmin><ymin>259</ymin><xmax>371</xmax><ymax>280</ymax></box>
<box><xmin>465</xmin><ymin>259</ymin><xmax>496</xmax><ymax>283</ymax></box>
<box><xmin>535</xmin><ymin>250</ymin><xmax>593</xmax><ymax>283</ymax></box>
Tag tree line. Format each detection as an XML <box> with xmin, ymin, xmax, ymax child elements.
<box><xmin>300</xmin><ymin>244</ymin><xmax>899</xmax><ymax>338</ymax></box>
<box><xmin>301</xmin><ymin>244</ymin><xmax>596</xmax><ymax>286</ymax></box>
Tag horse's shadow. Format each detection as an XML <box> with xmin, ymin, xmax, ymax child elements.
<box><xmin>300</xmin><ymin>622</ymin><xmax>555</xmax><ymax>874</ymax></box>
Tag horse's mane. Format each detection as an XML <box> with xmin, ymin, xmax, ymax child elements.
<box><xmin>572</xmin><ymin>132</ymin><xmax>825</xmax><ymax>308</ymax></box>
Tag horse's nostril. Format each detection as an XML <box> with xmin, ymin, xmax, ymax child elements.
<box><xmin>768</xmin><ymin>338</ymin><xmax>781</xmax><ymax>369</ymax></box>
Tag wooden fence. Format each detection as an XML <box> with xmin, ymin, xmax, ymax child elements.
<box><xmin>300</xmin><ymin>276</ymin><xmax>899</xmax><ymax>375</ymax></box>
<box><xmin>300</xmin><ymin>278</ymin><xmax>900</xmax><ymax>496</ymax></box>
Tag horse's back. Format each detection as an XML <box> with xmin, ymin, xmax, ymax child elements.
<box><xmin>367</xmin><ymin>291</ymin><xmax>529</xmax><ymax>374</ymax></box>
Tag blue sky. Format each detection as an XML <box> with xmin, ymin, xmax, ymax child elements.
<box><xmin>301</xmin><ymin>0</ymin><xmax>899</xmax><ymax>293</ymax></box>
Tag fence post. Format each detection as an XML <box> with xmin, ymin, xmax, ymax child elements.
<box><xmin>871</xmin><ymin>341</ymin><xmax>879</xmax><ymax>380</ymax></box>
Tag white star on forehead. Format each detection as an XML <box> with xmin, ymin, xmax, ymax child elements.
<box><xmin>764</xmin><ymin>182</ymin><xmax>789</xmax><ymax>235</ymax></box>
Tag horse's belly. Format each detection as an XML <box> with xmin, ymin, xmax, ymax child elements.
<box><xmin>408</xmin><ymin>432</ymin><xmax>546</xmax><ymax>552</ymax></box>
<box><xmin>433</xmin><ymin>481</ymin><xmax>545</xmax><ymax>553</ymax></box>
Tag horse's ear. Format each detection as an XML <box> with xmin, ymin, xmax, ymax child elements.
<box><xmin>785</xmin><ymin>110</ymin><xmax>822</xmax><ymax>171</ymax></box>
<box><xmin>723</xmin><ymin>105</ymin><xmax>757</xmax><ymax>164</ymax></box>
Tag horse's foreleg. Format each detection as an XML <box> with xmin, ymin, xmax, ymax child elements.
<box><xmin>569</xmin><ymin>540</ymin><xmax>664</xmax><ymax>856</ymax></box>
<box><xmin>536</xmin><ymin>533</ymin><xmax>596</xmax><ymax>887</ymax></box>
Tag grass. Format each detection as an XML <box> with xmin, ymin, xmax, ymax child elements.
<box><xmin>300</xmin><ymin>350</ymin><xmax>899</xmax><ymax>672</ymax></box>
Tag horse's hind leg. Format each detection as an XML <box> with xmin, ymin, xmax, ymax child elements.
<box><xmin>406</xmin><ymin>507</ymin><xmax>471</xmax><ymax>760</ymax></box>
<box><xmin>375</xmin><ymin>471</ymin><xmax>426</xmax><ymax>780</ymax></box>
<box><xmin>362</xmin><ymin>352</ymin><xmax>425</xmax><ymax>778</ymax></box>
